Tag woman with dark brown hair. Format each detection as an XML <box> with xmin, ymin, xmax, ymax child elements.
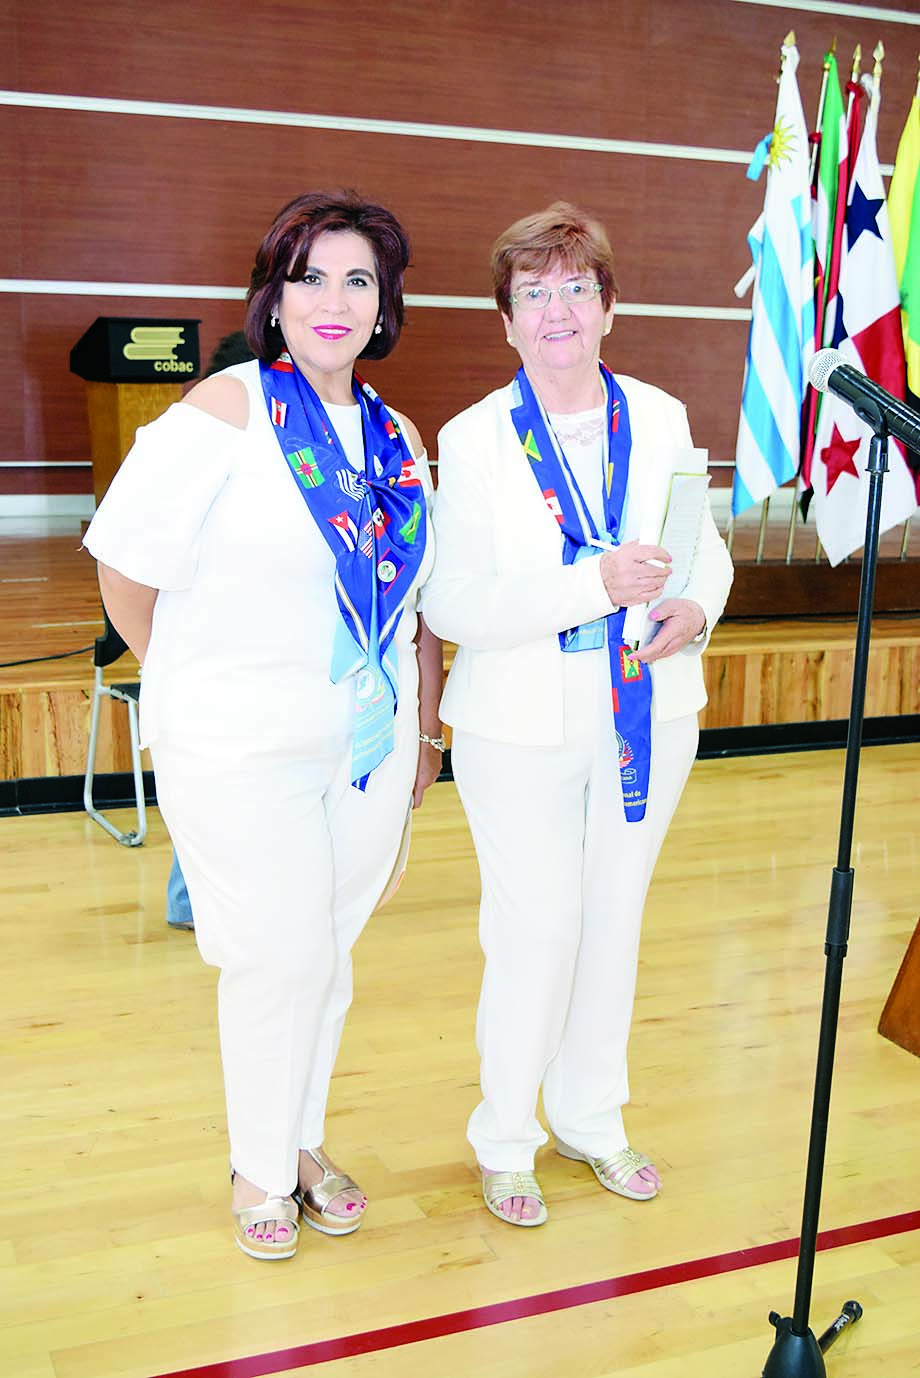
<box><xmin>424</xmin><ymin>203</ymin><xmax>732</xmax><ymax>1227</ymax></box>
<box><xmin>84</xmin><ymin>190</ymin><xmax>443</xmax><ymax>1259</ymax></box>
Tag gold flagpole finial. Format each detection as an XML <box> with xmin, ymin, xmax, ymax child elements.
<box><xmin>873</xmin><ymin>41</ymin><xmax>885</xmax><ymax>83</ymax></box>
<box><xmin>778</xmin><ymin>30</ymin><xmax>795</xmax><ymax>82</ymax></box>
<box><xmin>851</xmin><ymin>43</ymin><xmax>862</xmax><ymax>83</ymax></box>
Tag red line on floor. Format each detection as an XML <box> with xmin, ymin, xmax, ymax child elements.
<box><xmin>150</xmin><ymin>1208</ymin><xmax>920</xmax><ymax>1378</ymax></box>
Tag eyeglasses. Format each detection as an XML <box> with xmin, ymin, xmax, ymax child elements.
<box><xmin>510</xmin><ymin>279</ymin><xmax>603</xmax><ymax>311</ymax></box>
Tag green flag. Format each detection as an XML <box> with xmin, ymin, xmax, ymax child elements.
<box><xmin>814</xmin><ymin>52</ymin><xmax>845</xmax><ymax>340</ymax></box>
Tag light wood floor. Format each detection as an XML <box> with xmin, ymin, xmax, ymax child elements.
<box><xmin>2</xmin><ymin>747</ymin><xmax>920</xmax><ymax>1378</ymax></box>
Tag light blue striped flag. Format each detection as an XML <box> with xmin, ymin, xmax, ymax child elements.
<box><xmin>733</xmin><ymin>39</ymin><xmax>815</xmax><ymax>517</ymax></box>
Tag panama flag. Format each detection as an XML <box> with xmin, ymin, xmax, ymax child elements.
<box><xmin>811</xmin><ymin>74</ymin><xmax>918</xmax><ymax>566</ymax></box>
<box><xmin>733</xmin><ymin>38</ymin><xmax>815</xmax><ymax>515</ymax></box>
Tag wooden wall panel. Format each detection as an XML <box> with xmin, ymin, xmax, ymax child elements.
<box><xmin>7</xmin><ymin>111</ymin><xmax>763</xmax><ymax>300</ymax></box>
<box><xmin>4</xmin><ymin>1</ymin><xmax>917</xmax><ymax>156</ymax></box>
<box><xmin>3</xmin><ymin>0</ymin><xmax>920</xmax><ymax>514</ymax></box>
<box><xmin>0</xmin><ymin>465</ymin><xmax>89</xmax><ymax>496</ymax></box>
<box><xmin>1</xmin><ymin>293</ymin><xmax>750</xmax><ymax>479</ymax></box>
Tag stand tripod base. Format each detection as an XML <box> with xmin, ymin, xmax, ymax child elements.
<box><xmin>762</xmin><ymin>1315</ymin><xmax>825</xmax><ymax>1376</ymax></box>
<box><xmin>763</xmin><ymin>1302</ymin><xmax>862</xmax><ymax>1375</ymax></box>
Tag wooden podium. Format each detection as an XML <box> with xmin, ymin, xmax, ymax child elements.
<box><xmin>878</xmin><ymin>916</ymin><xmax>920</xmax><ymax>1058</ymax></box>
<box><xmin>70</xmin><ymin>317</ymin><xmax>201</xmax><ymax>504</ymax></box>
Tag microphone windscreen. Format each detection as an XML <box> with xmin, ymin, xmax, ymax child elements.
<box><xmin>808</xmin><ymin>347</ymin><xmax>849</xmax><ymax>393</ymax></box>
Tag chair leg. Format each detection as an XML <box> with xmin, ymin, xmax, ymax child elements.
<box><xmin>127</xmin><ymin>698</ymin><xmax>147</xmax><ymax>845</ymax></box>
<box><xmin>84</xmin><ymin>685</ymin><xmax>145</xmax><ymax>847</ymax></box>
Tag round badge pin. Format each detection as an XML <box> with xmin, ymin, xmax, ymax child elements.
<box><xmin>377</xmin><ymin>559</ymin><xmax>396</xmax><ymax>582</ymax></box>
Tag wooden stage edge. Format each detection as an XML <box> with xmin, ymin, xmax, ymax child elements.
<box><xmin>1</xmin><ymin>534</ymin><xmax>919</xmax><ymax>783</ymax></box>
<box><xmin>3</xmin><ymin>619</ymin><xmax>920</xmax><ymax>786</ymax></box>
<box><xmin>5</xmin><ymin>710</ymin><xmax>920</xmax><ymax>816</ymax></box>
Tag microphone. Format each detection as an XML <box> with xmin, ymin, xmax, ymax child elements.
<box><xmin>808</xmin><ymin>348</ymin><xmax>920</xmax><ymax>451</ymax></box>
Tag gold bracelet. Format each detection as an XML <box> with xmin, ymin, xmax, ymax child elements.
<box><xmin>419</xmin><ymin>731</ymin><xmax>446</xmax><ymax>750</ymax></box>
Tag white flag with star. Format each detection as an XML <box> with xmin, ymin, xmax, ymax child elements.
<box><xmin>811</xmin><ymin>74</ymin><xmax>918</xmax><ymax>566</ymax></box>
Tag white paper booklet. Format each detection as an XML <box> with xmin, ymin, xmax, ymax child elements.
<box><xmin>621</xmin><ymin>447</ymin><xmax>711</xmax><ymax>648</ymax></box>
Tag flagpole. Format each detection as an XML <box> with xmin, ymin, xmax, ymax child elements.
<box><xmin>793</xmin><ymin>44</ymin><xmax>835</xmax><ymax>563</ymax></box>
<box><xmin>810</xmin><ymin>45</ymin><xmax>863</xmax><ymax>569</ymax></box>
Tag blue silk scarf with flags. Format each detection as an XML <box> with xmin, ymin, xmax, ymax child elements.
<box><xmin>510</xmin><ymin>363</ymin><xmax>652</xmax><ymax>821</ymax></box>
<box><xmin>260</xmin><ymin>353</ymin><xmax>427</xmax><ymax>789</ymax></box>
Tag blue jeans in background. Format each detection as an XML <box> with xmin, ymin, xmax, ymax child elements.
<box><xmin>166</xmin><ymin>848</ymin><xmax>194</xmax><ymax>929</ymax></box>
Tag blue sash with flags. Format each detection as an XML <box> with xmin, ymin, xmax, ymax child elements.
<box><xmin>260</xmin><ymin>353</ymin><xmax>427</xmax><ymax>789</ymax></box>
<box><xmin>510</xmin><ymin>364</ymin><xmax>652</xmax><ymax>821</ymax></box>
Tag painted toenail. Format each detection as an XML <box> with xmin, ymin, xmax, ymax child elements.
<box><xmin>246</xmin><ymin>1227</ymin><xmax>255</xmax><ymax>1235</ymax></box>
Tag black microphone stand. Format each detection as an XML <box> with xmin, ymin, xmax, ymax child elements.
<box><xmin>760</xmin><ymin>426</ymin><xmax>890</xmax><ymax>1376</ymax></box>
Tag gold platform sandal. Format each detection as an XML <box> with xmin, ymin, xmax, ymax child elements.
<box><xmin>294</xmin><ymin>1147</ymin><xmax>366</xmax><ymax>1236</ymax></box>
<box><xmin>555</xmin><ymin>1138</ymin><xmax>659</xmax><ymax>1201</ymax></box>
<box><xmin>231</xmin><ymin>1182</ymin><xmax>300</xmax><ymax>1261</ymax></box>
<box><xmin>481</xmin><ymin>1169</ymin><xmax>548</xmax><ymax>1227</ymax></box>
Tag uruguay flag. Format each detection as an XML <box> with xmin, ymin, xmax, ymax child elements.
<box><xmin>733</xmin><ymin>38</ymin><xmax>815</xmax><ymax>516</ymax></box>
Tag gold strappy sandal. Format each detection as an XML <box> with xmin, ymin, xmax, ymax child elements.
<box><xmin>231</xmin><ymin>1194</ymin><xmax>300</xmax><ymax>1260</ymax></box>
<box><xmin>555</xmin><ymin>1138</ymin><xmax>659</xmax><ymax>1201</ymax></box>
<box><xmin>481</xmin><ymin>1169</ymin><xmax>548</xmax><ymax>1227</ymax></box>
<box><xmin>294</xmin><ymin>1146</ymin><xmax>366</xmax><ymax>1236</ymax></box>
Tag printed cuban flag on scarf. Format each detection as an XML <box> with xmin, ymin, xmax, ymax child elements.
<box><xmin>510</xmin><ymin>363</ymin><xmax>653</xmax><ymax>822</ymax></box>
<box><xmin>733</xmin><ymin>37</ymin><xmax>815</xmax><ymax>516</ymax></box>
<box><xmin>261</xmin><ymin>354</ymin><xmax>427</xmax><ymax>789</ymax></box>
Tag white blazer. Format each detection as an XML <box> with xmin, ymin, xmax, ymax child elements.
<box><xmin>421</xmin><ymin>375</ymin><xmax>734</xmax><ymax>747</ymax></box>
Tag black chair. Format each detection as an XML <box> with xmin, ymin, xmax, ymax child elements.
<box><xmin>83</xmin><ymin>607</ymin><xmax>147</xmax><ymax>846</ymax></box>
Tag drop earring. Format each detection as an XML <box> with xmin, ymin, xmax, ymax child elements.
<box><xmin>374</xmin><ymin>322</ymin><xmax>383</xmax><ymax>335</ymax></box>
<box><xmin>270</xmin><ymin>312</ymin><xmax>279</xmax><ymax>327</ymax></box>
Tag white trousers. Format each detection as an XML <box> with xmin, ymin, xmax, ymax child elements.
<box><xmin>452</xmin><ymin>650</ymin><xmax>698</xmax><ymax>1171</ymax></box>
<box><xmin>151</xmin><ymin>715</ymin><xmax>417</xmax><ymax>1197</ymax></box>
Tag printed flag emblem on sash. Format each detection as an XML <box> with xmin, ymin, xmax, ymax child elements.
<box><xmin>359</xmin><ymin>507</ymin><xmax>391</xmax><ymax>557</ymax></box>
<box><xmin>288</xmin><ymin>448</ymin><xmax>324</xmax><ymax>488</ymax></box>
<box><xmin>522</xmin><ymin>429</ymin><xmax>542</xmax><ymax>463</ymax></box>
<box><xmin>620</xmin><ymin>647</ymin><xmax>643</xmax><ymax>680</ymax></box>
<box><xmin>337</xmin><ymin>469</ymin><xmax>368</xmax><ymax>501</ymax></box>
<box><xmin>611</xmin><ymin>399</ymin><xmax>620</xmax><ymax>433</ymax></box>
<box><xmin>329</xmin><ymin>510</ymin><xmax>358</xmax><ymax>550</ymax></box>
<box><xmin>543</xmin><ymin>488</ymin><xmax>565</xmax><ymax>524</ymax></box>
<box><xmin>617</xmin><ymin>733</ymin><xmax>637</xmax><ymax>781</ymax></box>
<box><xmin>376</xmin><ymin>555</ymin><xmax>404</xmax><ymax>586</ymax></box>
<box><xmin>399</xmin><ymin>500</ymin><xmax>422</xmax><ymax>544</ymax></box>
<box><xmin>398</xmin><ymin>458</ymin><xmax>420</xmax><ymax>487</ymax></box>
<box><xmin>271</xmin><ymin>397</ymin><xmax>288</xmax><ymax>427</ymax></box>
